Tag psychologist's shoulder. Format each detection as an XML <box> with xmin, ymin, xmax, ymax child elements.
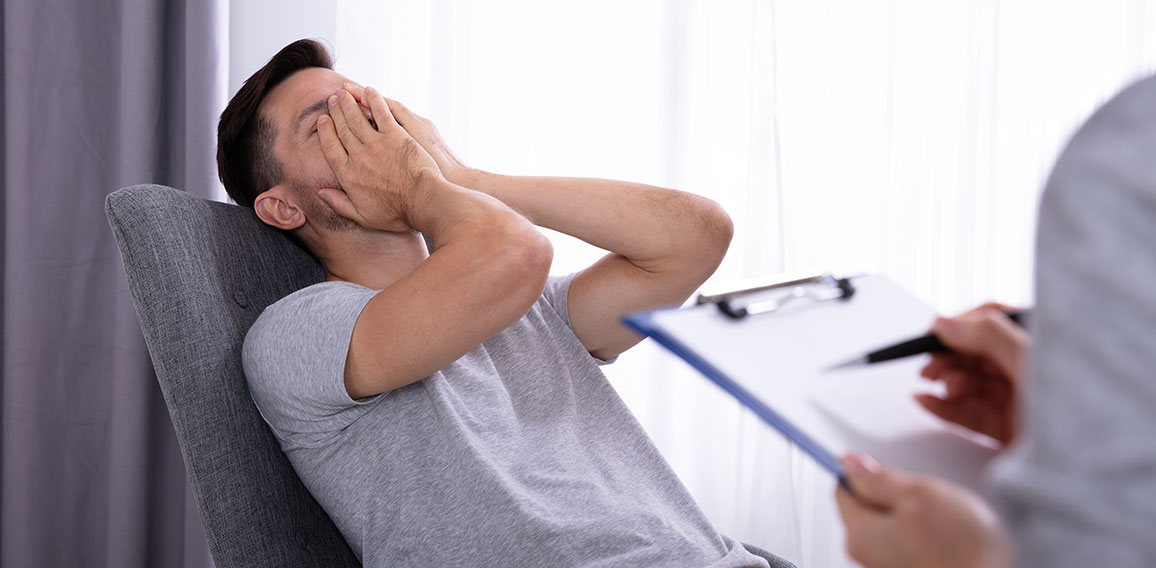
<box><xmin>1043</xmin><ymin>73</ymin><xmax>1156</xmax><ymax>216</ymax></box>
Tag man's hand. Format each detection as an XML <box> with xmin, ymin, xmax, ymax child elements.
<box><xmin>342</xmin><ymin>85</ymin><xmax>475</xmax><ymax>187</ymax></box>
<box><xmin>917</xmin><ymin>303</ymin><xmax>1030</xmax><ymax>446</ymax></box>
<box><xmin>316</xmin><ymin>86</ymin><xmax>442</xmax><ymax>232</ymax></box>
<box><xmin>322</xmin><ymin>89</ymin><xmax>553</xmax><ymax>400</ymax></box>
<box><xmin>835</xmin><ymin>454</ymin><xmax>1012</xmax><ymax>568</ymax></box>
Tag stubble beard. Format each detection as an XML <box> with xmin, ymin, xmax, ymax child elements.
<box><xmin>291</xmin><ymin>178</ymin><xmax>361</xmax><ymax>233</ymax></box>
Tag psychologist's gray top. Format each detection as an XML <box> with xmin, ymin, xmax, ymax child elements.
<box><xmin>988</xmin><ymin>75</ymin><xmax>1156</xmax><ymax>566</ymax></box>
<box><xmin>244</xmin><ymin>273</ymin><xmax>765</xmax><ymax>568</ymax></box>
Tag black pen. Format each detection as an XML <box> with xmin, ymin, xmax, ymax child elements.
<box><xmin>827</xmin><ymin>310</ymin><xmax>1027</xmax><ymax>370</ymax></box>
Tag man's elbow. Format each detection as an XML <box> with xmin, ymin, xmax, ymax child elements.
<box><xmin>690</xmin><ymin>196</ymin><xmax>733</xmax><ymax>266</ymax></box>
<box><xmin>493</xmin><ymin>224</ymin><xmax>554</xmax><ymax>305</ymax></box>
<box><xmin>707</xmin><ymin>199</ymin><xmax>734</xmax><ymax>254</ymax></box>
<box><xmin>512</xmin><ymin>226</ymin><xmax>554</xmax><ymax>283</ymax></box>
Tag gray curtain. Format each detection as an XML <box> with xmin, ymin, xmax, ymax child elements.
<box><xmin>2</xmin><ymin>1</ymin><xmax>221</xmax><ymax>566</ymax></box>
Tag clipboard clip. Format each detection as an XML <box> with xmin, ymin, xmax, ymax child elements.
<box><xmin>696</xmin><ymin>272</ymin><xmax>856</xmax><ymax>319</ymax></box>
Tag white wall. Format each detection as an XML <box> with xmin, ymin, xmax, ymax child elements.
<box><xmin>227</xmin><ymin>1</ymin><xmax>337</xmax><ymax>96</ymax></box>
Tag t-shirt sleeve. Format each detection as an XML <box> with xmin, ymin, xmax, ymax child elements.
<box><xmin>540</xmin><ymin>272</ymin><xmax>578</xmax><ymax>328</ymax></box>
<box><xmin>242</xmin><ymin>281</ymin><xmax>381</xmax><ymax>449</ymax></box>
<box><xmin>540</xmin><ymin>272</ymin><xmax>617</xmax><ymax>365</ymax></box>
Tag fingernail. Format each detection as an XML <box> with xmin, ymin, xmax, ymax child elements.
<box><xmin>843</xmin><ymin>453</ymin><xmax>880</xmax><ymax>475</ymax></box>
<box><xmin>317</xmin><ymin>115</ymin><xmax>330</xmax><ymax>125</ymax></box>
<box><xmin>328</xmin><ymin>94</ymin><xmax>338</xmax><ymax>107</ymax></box>
<box><xmin>935</xmin><ymin>316</ymin><xmax>962</xmax><ymax>340</ymax></box>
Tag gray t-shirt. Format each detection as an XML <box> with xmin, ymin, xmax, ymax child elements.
<box><xmin>244</xmin><ymin>273</ymin><xmax>765</xmax><ymax>567</ymax></box>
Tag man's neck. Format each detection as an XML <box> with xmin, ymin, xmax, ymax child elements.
<box><xmin>315</xmin><ymin>230</ymin><xmax>430</xmax><ymax>291</ymax></box>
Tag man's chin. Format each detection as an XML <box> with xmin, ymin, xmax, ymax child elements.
<box><xmin>302</xmin><ymin>199</ymin><xmax>361</xmax><ymax>233</ymax></box>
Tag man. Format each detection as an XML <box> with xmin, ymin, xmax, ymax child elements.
<box><xmin>218</xmin><ymin>39</ymin><xmax>770</xmax><ymax>567</ymax></box>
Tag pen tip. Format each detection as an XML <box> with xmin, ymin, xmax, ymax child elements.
<box><xmin>826</xmin><ymin>357</ymin><xmax>866</xmax><ymax>372</ymax></box>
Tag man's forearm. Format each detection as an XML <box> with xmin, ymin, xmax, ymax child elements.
<box><xmin>458</xmin><ymin>170</ymin><xmax>732</xmax><ymax>275</ymax></box>
<box><xmin>406</xmin><ymin>176</ymin><xmax>553</xmax><ymax>292</ymax></box>
<box><xmin>341</xmin><ymin>176</ymin><xmax>553</xmax><ymax>399</ymax></box>
<box><xmin>383</xmin><ymin>98</ymin><xmax>731</xmax><ymax>358</ymax></box>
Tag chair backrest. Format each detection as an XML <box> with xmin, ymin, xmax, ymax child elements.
<box><xmin>106</xmin><ymin>184</ymin><xmax>360</xmax><ymax>568</ymax></box>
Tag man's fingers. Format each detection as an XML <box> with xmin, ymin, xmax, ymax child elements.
<box><xmin>361</xmin><ymin>86</ymin><xmax>401</xmax><ymax>134</ymax></box>
<box><xmin>316</xmin><ymin>115</ymin><xmax>349</xmax><ymax>170</ymax></box>
<box><xmin>317</xmin><ymin>188</ymin><xmax>361</xmax><ymax>223</ymax></box>
<box><xmin>840</xmin><ymin>453</ymin><xmax>907</xmax><ymax>509</ymax></box>
<box><xmin>326</xmin><ymin>93</ymin><xmax>365</xmax><ymax>150</ymax></box>
<box><xmin>384</xmin><ymin>97</ymin><xmax>417</xmax><ymax>128</ymax></box>
<box><xmin>338</xmin><ymin>85</ymin><xmax>376</xmax><ymax>123</ymax></box>
<box><xmin>343</xmin><ymin>83</ymin><xmax>366</xmax><ymax>102</ymax></box>
<box><xmin>333</xmin><ymin>90</ymin><xmax>376</xmax><ymax>142</ymax></box>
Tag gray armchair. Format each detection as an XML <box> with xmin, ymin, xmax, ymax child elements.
<box><xmin>105</xmin><ymin>184</ymin><xmax>795</xmax><ymax>568</ymax></box>
<box><xmin>106</xmin><ymin>184</ymin><xmax>355</xmax><ymax>567</ymax></box>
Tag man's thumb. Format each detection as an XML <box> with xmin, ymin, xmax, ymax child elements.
<box><xmin>317</xmin><ymin>188</ymin><xmax>359</xmax><ymax>222</ymax></box>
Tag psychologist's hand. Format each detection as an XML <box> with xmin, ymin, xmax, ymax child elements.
<box><xmin>835</xmin><ymin>454</ymin><xmax>1012</xmax><ymax>568</ymax></box>
<box><xmin>343</xmin><ymin>85</ymin><xmax>476</xmax><ymax>188</ymax></box>
<box><xmin>317</xmin><ymin>86</ymin><xmax>442</xmax><ymax>232</ymax></box>
<box><xmin>917</xmin><ymin>303</ymin><xmax>1030</xmax><ymax>446</ymax></box>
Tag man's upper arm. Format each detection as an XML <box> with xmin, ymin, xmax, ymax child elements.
<box><xmin>565</xmin><ymin>255</ymin><xmax>669</xmax><ymax>361</ymax></box>
<box><xmin>566</xmin><ymin>205</ymin><xmax>732</xmax><ymax>361</ymax></box>
<box><xmin>567</xmin><ymin>251</ymin><xmax>727</xmax><ymax>362</ymax></box>
<box><xmin>242</xmin><ymin>283</ymin><xmax>379</xmax><ymax>444</ymax></box>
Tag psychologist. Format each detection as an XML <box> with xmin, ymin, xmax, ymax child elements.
<box><xmin>835</xmin><ymin>75</ymin><xmax>1156</xmax><ymax>567</ymax></box>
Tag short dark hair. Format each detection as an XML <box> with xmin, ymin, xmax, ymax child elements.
<box><xmin>217</xmin><ymin>39</ymin><xmax>334</xmax><ymax>208</ymax></box>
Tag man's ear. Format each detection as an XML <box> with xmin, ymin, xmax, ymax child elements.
<box><xmin>253</xmin><ymin>185</ymin><xmax>306</xmax><ymax>230</ymax></box>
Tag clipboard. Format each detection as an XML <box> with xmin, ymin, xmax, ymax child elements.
<box><xmin>623</xmin><ymin>273</ymin><xmax>1000</xmax><ymax>491</ymax></box>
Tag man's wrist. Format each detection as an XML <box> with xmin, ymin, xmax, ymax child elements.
<box><xmin>405</xmin><ymin>170</ymin><xmax>457</xmax><ymax>232</ymax></box>
<box><xmin>467</xmin><ymin>169</ymin><xmax>519</xmax><ymax>209</ymax></box>
<box><xmin>452</xmin><ymin>167</ymin><xmax>492</xmax><ymax>194</ymax></box>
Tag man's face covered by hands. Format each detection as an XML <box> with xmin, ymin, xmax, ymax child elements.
<box><xmin>258</xmin><ymin>67</ymin><xmax>369</xmax><ymax>233</ymax></box>
<box><xmin>256</xmin><ymin>64</ymin><xmax>452</xmax><ymax>238</ymax></box>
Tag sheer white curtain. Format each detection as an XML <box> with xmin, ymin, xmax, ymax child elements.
<box><xmin>231</xmin><ymin>1</ymin><xmax>1156</xmax><ymax>565</ymax></box>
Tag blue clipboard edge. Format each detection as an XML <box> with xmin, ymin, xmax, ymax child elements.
<box><xmin>623</xmin><ymin>308</ymin><xmax>847</xmax><ymax>483</ymax></box>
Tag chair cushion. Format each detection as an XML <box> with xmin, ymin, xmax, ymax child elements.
<box><xmin>106</xmin><ymin>184</ymin><xmax>359</xmax><ymax>567</ymax></box>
